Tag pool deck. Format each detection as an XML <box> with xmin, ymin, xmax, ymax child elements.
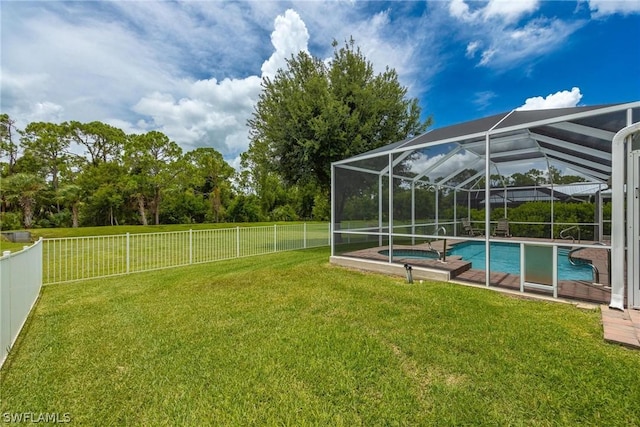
<box><xmin>601</xmin><ymin>306</ymin><xmax>640</xmax><ymax>349</ymax></box>
<box><xmin>339</xmin><ymin>237</ymin><xmax>612</xmax><ymax>304</ymax></box>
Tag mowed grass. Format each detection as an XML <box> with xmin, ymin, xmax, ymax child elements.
<box><xmin>0</xmin><ymin>239</ymin><xmax>30</xmax><ymax>253</ymax></box>
<box><xmin>2</xmin><ymin>247</ymin><xmax>640</xmax><ymax>425</ymax></box>
<box><xmin>28</xmin><ymin>221</ymin><xmax>328</xmax><ymax>239</ymax></box>
<box><xmin>32</xmin><ymin>222</ymin><xmax>329</xmax><ymax>283</ymax></box>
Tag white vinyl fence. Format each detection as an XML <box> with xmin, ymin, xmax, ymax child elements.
<box><xmin>43</xmin><ymin>223</ymin><xmax>330</xmax><ymax>285</ymax></box>
<box><xmin>0</xmin><ymin>239</ymin><xmax>43</xmax><ymax>368</ymax></box>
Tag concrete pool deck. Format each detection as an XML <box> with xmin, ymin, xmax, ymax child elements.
<box><xmin>334</xmin><ymin>237</ymin><xmax>612</xmax><ymax>304</ymax></box>
<box><xmin>601</xmin><ymin>306</ymin><xmax>640</xmax><ymax>349</ymax></box>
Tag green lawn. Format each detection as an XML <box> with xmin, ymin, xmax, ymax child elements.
<box><xmin>27</xmin><ymin>221</ymin><xmax>328</xmax><ymax>239</ymax></box>
<box><xmin>39</xmin><ymin>223</ymin><xmax>329</xmax><ymax>284</ymax></box>
<box><xmin>0</xmin><ymin>239</ymin><xmax>30</xmax><ymax>253</ymax></box>
<box><xmin>2</xmin><ymin>247</ymin><xmax>639</xmax><ymax>425</ymax></box>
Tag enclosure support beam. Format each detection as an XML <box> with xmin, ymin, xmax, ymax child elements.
<box><xmin>379</xmin><ymin>175</ymin><xmax>383</xmax><ymax>247</ymax></box>
<box><xmin>388</xmin><ymin>153</ymin><xmax>394</xmax><ymax>263</ymax></box>
<box><xmin>435</xmin><ymin>187</ymin><xmax>439</xmax><ymax>227</ymax></box>
<box><xmin>484</xmin><ymin>111</ymin><xmax>515</xmax><ymax>287</ymax></box>
<box><xmin>551</xmin><ymin>185</ymin><xmax>555</xmax><ymax>239</ymax></box>
<box><xmin>331</xmin><ymin>165</ymin><xmax>335</xmax><ymax>257</ymax></box>
<box><xmin>454</xmin><ymin>190</ymin><xmax>458</xmax><ymax>237</ymax></box>
<box><xmin>411</xmin><ymin>182</ymin><xmax>416</xmax><ymax>244</ymax></box>
<box><xmin>611</xmin><ymin>119</ymin><xmax>640</xmax><ymax>310</ymax></box>
<box><xmin>484</xmin><ymin>131</ymin><xmax>491</xmax><ymax>287</ymax></box>
<box><xmin>597</xmin><ymin>185</ymin><xmax>604</xmax><ymax>242</ymax></box>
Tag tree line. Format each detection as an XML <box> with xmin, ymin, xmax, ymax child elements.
<box><xmin>1</xmin><ymin>39</ymin><xmax>429</xmax><ymax>230</ymax></box>
<box><xmin>0</xmin><ymin>117</ymin><xmax>238</xmax><ymax>229</ymax></box>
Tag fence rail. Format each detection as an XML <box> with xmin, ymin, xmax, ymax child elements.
<box><xmin>1</xmin><ymin>239</ymin><xmax>43</xmax><ymax>368</ymax></box>
<box><xmin>43</xmin><ymin>223</ymin><xmax>330</xmax><ymax>285</ymax></box>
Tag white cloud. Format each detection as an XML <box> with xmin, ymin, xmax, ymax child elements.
<box><xmin>133</xmin><ymin>9</ymin><xmax>309</xmax><ymax>158</ymax></box>
<box><xmin>465</xmin><ymin>41</ymin><xmax>481</xmax><ymax>58</ymax></box>
<box><xmin>132</xmin><ymin>77</ymin><xmax>262</xmax><ymax>156</ymax></box>
<box><xmin>450</xmin><ymin>0</ymin><xmax>539</xmax><ymax>23</ymax></box>
<box><xmin>483</xmin><ymin>0</ymin><xmax>539</xmax><ymax>23</ymax></box>
<box><xmin>28</xmin><ymin>102</ymin><xmax>65</xmax><ymax>123</ymax></box>
<box><xmin>132</xmin><ymin>8</ymin><xmax>311</xmax><ymax>158</ymax></box>
<box><xmin>473</xmin><ymin>91</ymin><xmax>497</xmax><ymax>110</ymax></box>
<box><xmin>449</xmin><ymin>0</ymin><xmax>476</xmax><ymax>22</ymax></box>
<box><xmin>261</xmin><ymin>9</ymin><xmax>310</xmax><ymax>78</ymax></box>
<box><xmin>0</xmin><ymin>3</ymin><xmax>180</xmax><ymax>129</ymax></box>
<box><xmin>517</xmin><ymin>87</ymin><xmax>583</xmax><ymax>110</ymax></box>
<box><xmin>487</xmin><ymin>18</ymin><xmax>583</xmax><ymax>68</ymax></box>
<box><xmin>7</xmin><ymin>0</ymin><xmax>610</xmax><ymax>169</ymax></box>
<box><xmin>448</xmin><ymin>0</ymin><xmax>584</xmax><ymax>70</ymax></box>
<box><xmin>1</xmin><ymin>2</ymin><xmax>435</xmax><ymax>165</ymax></box>
<box><xmin>588</xmin><ymin>0</ymin><xmax>640</xmax><ymax>17</ymax></box>
<box><xmin>5</xmin><ymin>0</ymin><xmax>473</xmax><ymax>173</ymax></box>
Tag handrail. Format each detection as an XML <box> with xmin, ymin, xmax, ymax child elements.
<box><xmin>568</xmin><ymin>246</ymin><xmax>599</xmax><ymax>283</ymax></box>
<box><xmin>434</xmin><ymin>226</ymin><xmax>447</xmax><ymax>262</ymax></box>
<box><xmin>593</xmin><ymin>242</ymin><xmax>612</xmax><ymax>286</ymax></box>
<box><xmin>560</xmin><ymin>225</ymin><xmax>580</xmax><ymax>243</ymax></box>
<box><xmin>426</xmin><ymin>241</ymin><xmax>441</xmax><ymax>260</ymax></box>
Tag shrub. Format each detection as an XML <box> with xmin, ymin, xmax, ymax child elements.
<box><xmin>0</xmin><ymin>212</ymin><xmax>22</xmax><ymax>231</ymax></box>
<box><xmin>270</xmin><ymin>204</ymin><xmax>299</xmax><ymax>221</ymax></box>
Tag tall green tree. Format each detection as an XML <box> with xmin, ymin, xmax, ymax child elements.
<box><xmin>20</xmin><ymin>122</ymin><xmax>70</xmax><ymax>191</ymax></box>
<box><xmin>57</xmin><ymin>184</ymin><xmax>83</xmax><ymax>228</ymax></box>
<box><xmin>245</xmin><ymin>38</ymin><xmax>429</xmax><ymax>217</ymax></box>
<box><xmin>2</xmin><ymin>173</ymin><xmax>45</xmax><ymax>228</ymax></box>
<box><xmin>64</xmin><ymin>121</ymin><xmax>126</xmax><ymax>165</ymax></box>
<box><xmin>77</xmin><ymin>161</ymin><xmax>129</xmax><ymax>226</ymax></box>
<box><xmin>180</xmin><ymin>147</ymin><xmax>235</xmax><ymax>222</ymax></box>
<box><xmin>0</xmin><ymin>114</ymin><xmax>20</xmax><ymax>175</ymax></box>
<box><xmin>125</xmin><ymin>131</ymin><xmax>182</xmax><ymax>225</ymax></box>
<box><xmin>547</xmin><ymin>165</ymin><xmax>586</xmax><ymax>184</ymax></box>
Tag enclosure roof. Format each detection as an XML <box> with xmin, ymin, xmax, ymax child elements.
<box><xmin>334</xmin><ymin>101</ymin><xmax>640</xmax><ymax>186</ymax></box>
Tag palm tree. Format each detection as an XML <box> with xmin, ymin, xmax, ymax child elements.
<box><xmin>2</xmin><ymin>173</ymin><xmax>45</xmax><ymax>228</ymax></box>
<box><xmin>57</xmin><ymin>184</ymin><xmax>83</xmax><ymax>227</ymax></box>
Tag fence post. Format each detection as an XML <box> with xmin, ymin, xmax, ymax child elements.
<box><xmin>274</xmin><ymin>224</ymin><xmax>277</xmax><ymax>252</ymax></box>
<box><xmin>189</xmin><ymin>229</ymin><xmax>193</xmax><ymax>264</ymax></box>
<box><xmin>126</xmin><ymin>233</ymin><xmax>130</xmax><ymax>274</ymax></box>
<box><xmin>304</xmin><ymin>223</ymin><xmax>307</xmax><ymax>249</ymax></box>
<box><xmin>236</xmin><ymin>226</ymin><xmax>240</xmax><ymax>258</ymax></box>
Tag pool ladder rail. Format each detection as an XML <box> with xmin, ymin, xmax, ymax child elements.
<box><xmin>567</xmin><ymin>242</ymin><xmax>611</xmax><ymax>289</ymax></box>
<box><xmin>560</xmin><ymin>225</ymin><xmax>581</xmax><ymax>243</ymax></box>
<box><xmin>426</xmin><ymin>226</ymin><xmax>447</xmax><ymax>262</ymax></box>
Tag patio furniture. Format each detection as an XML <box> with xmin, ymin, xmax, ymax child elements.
<box><xmin>462</xmin><ymin>218</ymin><xmax>481</xmax><ymax>236</ymax></box>
<box><xmin>493</xmin><ymin>218</ymin><xmax>511</xmax><ymax>237</ymax></box>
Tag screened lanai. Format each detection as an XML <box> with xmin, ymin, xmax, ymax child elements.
<box><xmin>330</xmin><ymin>102</ymin><xmax>640</xmax><ymax>309</ymax></box>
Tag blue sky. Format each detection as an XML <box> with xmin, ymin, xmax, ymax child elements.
<box><xmin>1</xmin><ymin>1</ymin><xmax>639</xmax><ymax>168</ymax></box>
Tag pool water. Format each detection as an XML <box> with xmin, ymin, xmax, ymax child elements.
<box><xmin>447</xmin><ymin>241</ymin><xmax>594</xmax><ymax>281</ymax></box>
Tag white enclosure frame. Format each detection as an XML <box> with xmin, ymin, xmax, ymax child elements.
<box><xmin>331</xmin><ymin>102</ymin><xmax>640</xmax><ymax>308</ymax></box>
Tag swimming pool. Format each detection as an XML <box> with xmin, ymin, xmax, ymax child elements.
<box><xmin>447</xmin><ymin>241</ymin><xmax>594</xmax><ymax>281</ymax></box>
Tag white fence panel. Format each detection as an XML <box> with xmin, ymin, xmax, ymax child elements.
<box><xmin>0</xmin><ymin>239</ymin><xmax>43</xmax><ymax>369</ymax></box>
<box><xmin>44</xmin><ymin>235</ymin><xmax>128</xmax><ymax>283</ymax></box>
<box><xmin>43</xmin><ymin>223</ymin><xmax>330</xmax><ymax>285</ymax></box>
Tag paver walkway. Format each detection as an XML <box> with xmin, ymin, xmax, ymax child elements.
<box><xmin>601</xmin><ymin>305</ymin><xmax>640</xmax><ymax>348</ymax></box>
